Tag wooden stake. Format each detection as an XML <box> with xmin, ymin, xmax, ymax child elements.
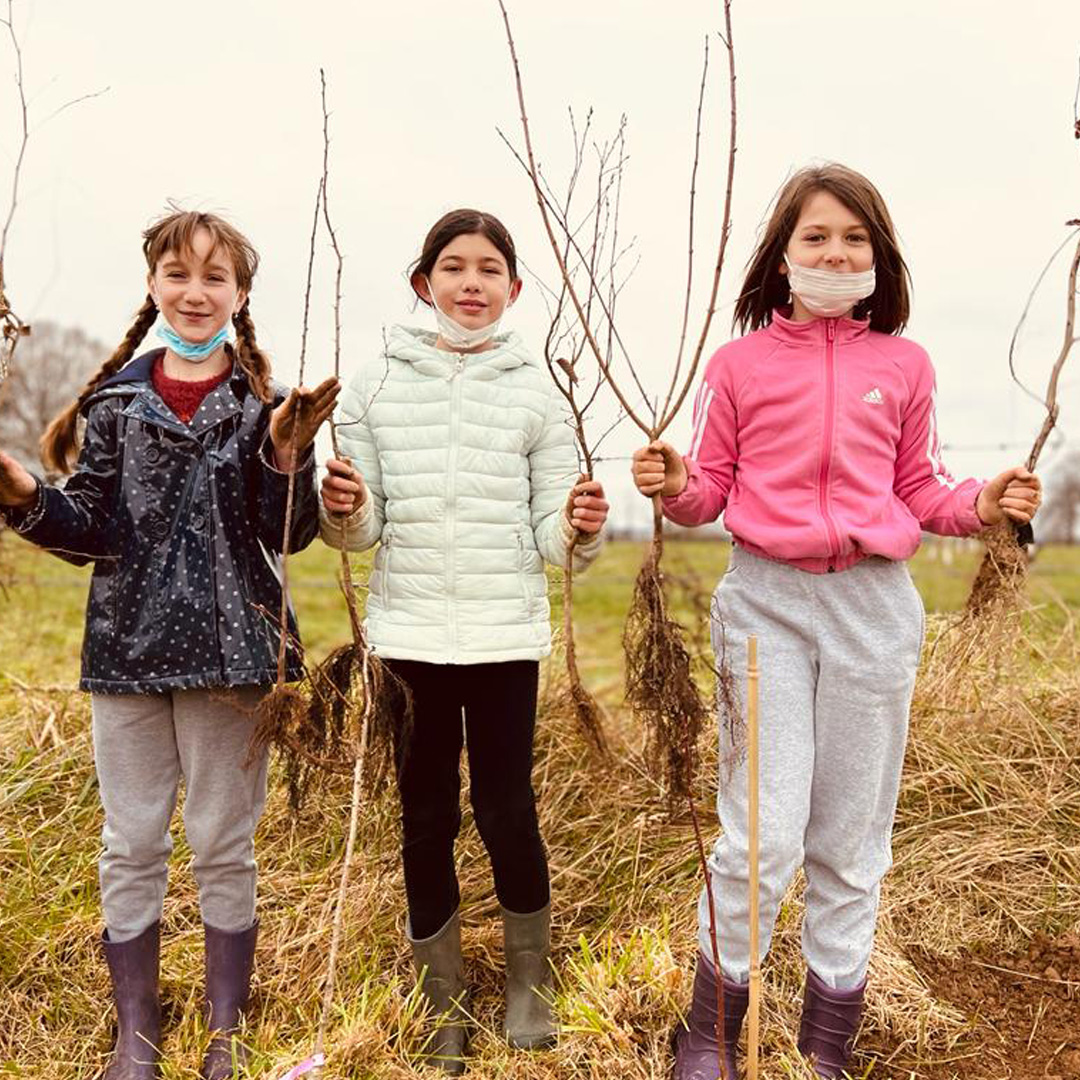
<box><xmin>746</xmin><ymin>634</ymin><xmax>761</xmax><ymax>1079</ymax></box>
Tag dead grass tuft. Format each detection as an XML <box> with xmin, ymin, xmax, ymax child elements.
<box><xmin>3</xmin><ymin>550</ymin><xmax>1078</xmax><ymax>1077</ymax></box>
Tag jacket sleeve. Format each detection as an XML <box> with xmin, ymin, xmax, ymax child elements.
<box><xmin>529</xmin><ymin>388</ymin><xmax>603</xmax><ymax>573</ymax></box>
<box><xmin>893</xmin><ymin>349</ymin><xmax>984</xmax><ymax>536</ymax></box>
<box><xmin>661</xmin><ymin>357</ymin><xmax>738</xmax><ymax>527</ymax></box>
<box><xmin>1</xmin><ymin>398</ymin><xmax>122</xmax><ymax>566</ymax></box>
<box><xmin>319</xmin><ymin>368</ymin><xmax>385</xmax><ymax>553</ymax></box>
<box><xmin>255</xmin><ymin>431</ymin><xmax>320</xmax><ymax>555</ymax></box>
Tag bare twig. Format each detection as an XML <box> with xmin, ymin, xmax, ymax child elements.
<box><xmin>1007</xmin><ymin>226</ymin><xmax>1080</xmax><ymax>408</ymax></box>
<box><xmin>664</xmin><ymin>36</ymin><xmax>710</xmax><ymax>422</ymax></box>
<box><xmin>0</xmin><ymin>1</ymin><xmax>107</xmax><ymax>385</ymax></box>
<box><xmin>1026</xmin><ymin>228</ymin><xmax>1080</xmax><ymax>471</ymax></box>
<box><xmin>496</xmin><ymin>3</ymin><xmax>739</xmax><ymax>1060</ymax></box>
<box><xmin>657</xmin><ymin>10</ymin><xmax>737</xmax><ymax>436</ymax></box>
<box><xmin>0</xmin><ymin>1</ymin><xmax>29</xmax><ymax>274</ymax></box>
<box><xmin>274</xmin><ymin>176</ymin><xmax>324</xmax><ymax>685</ymax></box>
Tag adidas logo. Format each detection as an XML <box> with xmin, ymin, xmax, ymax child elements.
<box><xmin>862</xmin><ymin>387</ymin><xmax>884</xmax><ymax>405</ymax></box>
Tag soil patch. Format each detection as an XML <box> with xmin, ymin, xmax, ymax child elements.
<box><xmin>901</xmin><ymin>934</ymin><xmax>1080</xmax><ymax>1079</ymax></box>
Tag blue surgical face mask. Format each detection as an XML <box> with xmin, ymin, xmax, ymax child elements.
<box><xmin>156</xmin><ymin>320</ymin><xmax>233</xmax><ymax>363</ymax></box>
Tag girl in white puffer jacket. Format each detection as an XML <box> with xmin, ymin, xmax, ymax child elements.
<box><xmin>319</xmin><ymin>209</ymin><xmax>609</xmax><ymax>1073</ymax></box>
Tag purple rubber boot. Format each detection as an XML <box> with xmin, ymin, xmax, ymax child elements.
<box><xmin>200</xmin><ymin>920</ymin><xmax>258</xmax><ymax>1080</ymax></box>
<box><xmin>101</xmin><ymin>922</ymin><xmax>162</xmax><ymax>1079</ymax></box>
<box><xmin>797</xmin><ymin>968</ymin><xmax>866</xmax><ymax>1078</ymax></box>
<box><xmin>672</xmin><ymin>953</ymin><xmax>749</xmax><ymax>1080</ymax></box>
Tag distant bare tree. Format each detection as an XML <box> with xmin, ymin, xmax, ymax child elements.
<box><xmin>1037</xmin><ymin>448</ymin><xmax>1080</xmax><ymax>543</ymax></box>
<box><xmin>0</xmin><ymin>320</ymin><xmax>106</xmax><ymax>472</ymax></box>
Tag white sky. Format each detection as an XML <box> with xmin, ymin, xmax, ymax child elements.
<box><xmin>2</xmin><ymin>0</ymin><xmax>1079</xmax><ymax>528</ymax></box>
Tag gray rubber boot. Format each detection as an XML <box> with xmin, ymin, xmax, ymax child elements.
<box><xmin>200</xmin><ymin>921</ymin><xmax>258</xmax><ymax>1080</ymax></box>
<box><xmin>408</xmin><ymin>910</ymin><xmax>468</xmax><ymax>1075</ymax></box>
<box><xmin>101</xmin><ymin>922</ymin><xmax>162</xmax><ymax>1080</ymax></box>
<box><xmin>501</xmin><ymin>904</ymin><xmax>557</xmax><ymax>1050</ymax></box>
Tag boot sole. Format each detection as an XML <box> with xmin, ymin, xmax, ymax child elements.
<box><xmin>506</xmin><ymin>1031</ymin><xmax>557</xmax><ymax>1050</ymax></box>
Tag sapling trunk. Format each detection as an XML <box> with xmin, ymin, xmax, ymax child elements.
<box><xmin>562</xmin><ymin>517</ymin><xmax>609</xmax><ymax>757</ymax></box>
<box><xmin>497</xmin><ymin>0</ymin><xmax>738</xmax><ymax>1057</ymax></box>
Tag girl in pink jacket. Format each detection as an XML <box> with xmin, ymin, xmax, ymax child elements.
<box><xmin>632</xmin><ymin>163</ymin><xmax>1041</xmax><ymax>1079</ymax></box>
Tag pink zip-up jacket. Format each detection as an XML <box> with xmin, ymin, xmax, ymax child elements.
<box><xmin>662</xmin><ymin>309</ymin><xmax>985</xmax><ymax>574</ymax></box>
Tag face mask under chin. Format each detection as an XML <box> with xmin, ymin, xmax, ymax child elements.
<box><xmin>427</xmin><ymin>277</ymin><xmax>509</xmax><ymax>351</ymax></box>
<box><xmin>156</xmin><ymin>320</ymin><xmax>233</xmax><ymax>362</ymax></box>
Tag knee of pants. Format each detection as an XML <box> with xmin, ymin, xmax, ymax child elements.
<box><xmin>183</xmin><ymin>813</ymin><xmax>256</xmax><ymax>871</ymax></box>
<box><xmin>472</xmin><ymin>793</ymin><xmax>540</xmax><ymax>854</ymax></box>
<box><xmin>718</xmin><ymin>830</ymin><xmax>803</xmax><ymax>903</ymax></box>
<box><xmin>402</xmin><ymin>803</ymin><xmax>463</xmax><ymax>849</ymax></box>
<box><xmin>102</xmin><ymin>815</ymin><xmax>173</xmax><ymax>870</ymax></box>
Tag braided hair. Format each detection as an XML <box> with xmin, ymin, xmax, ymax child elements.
<box><xmin>40</xmin><ymin>295</ymin><xmax>159</xmax><ymax>473</ymax></box>
<box><xmin>40</xmin><ymin>209</ymin><xmax>272</xmax><ymax>474</ymax></box>
<box><xmin>230</xmin><ymin>299</ymin><xmax>273</xmax><ymax>404</ymax></box>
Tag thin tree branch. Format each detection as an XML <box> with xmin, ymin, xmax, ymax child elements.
<box><xmin>1027</xmin><ymin>228</ymin><xmax>1080</xmax><ymax>471</ymax></box>
<box><xmin>657</xmin><ymin>6</ymin><xmax>737</xmax><ymax>436</ymax></box>
<box><xmin>274</xmin><ymin>173</ymin><xmax>324</xmax><ymax>684</ymax></box>
<box><xmin>1007</xmin><ymin>226</ymin><xmax>1080</xmax><ymax>408</ymax></box>
<box><xmin>495</xmin><ymin>1</ymin><xmax>651</xmax><ymax>435</ymax></box>
<box><xmin>0</xmin><ymin>2</ymin><xmax>28</xmax><ymax>270</ymax></box>
<box><xmin>664</xmin><ymin>36</ymin><xmax>709</xmax><ymax>422</ymax></box>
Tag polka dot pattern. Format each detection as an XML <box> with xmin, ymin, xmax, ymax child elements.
<box><xmin>11</xmin><ymin>350</ymin><xmax>321</xmax><ymax>695</ymax></box>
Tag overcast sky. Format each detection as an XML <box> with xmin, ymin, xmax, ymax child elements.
<box><xmin>2</xmin><ymin>0</ymin><xmax>1079</xmax><ymax>527</ymax></box>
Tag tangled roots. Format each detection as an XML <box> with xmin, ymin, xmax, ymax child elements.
<box><xmin>251</xmin><ymin>645</ymin><xmax>411</xmax><ymax>811</ymax></box>
<box><xmin>622</xmin><ymin>548</ymin><xmax>710</xmax><ymax>809</ymax></box>
<box><xmin>564</xmin><ymin>678</ymin><xmax>609</xmax><ymax>758</ymax></box>
<box><xmin>964</xmin><ymin>521</ymin><xmax>1029</xmax><ymax>620</ymax></box>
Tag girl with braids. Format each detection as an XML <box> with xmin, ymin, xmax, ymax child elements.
<box><xmin>633</xmin><ymin>164</ymin><xmax>1041</xmax><ymax>1079</ymax></box>
<box><xmin>0</xmin><ymin>209</ymin><xmax>338</xmax><ymax>1079</ymax></box>
<box><xmin>319</xmin><ymin>209</ymin><xmax>609</xmax><ymax>1073</ymax></box>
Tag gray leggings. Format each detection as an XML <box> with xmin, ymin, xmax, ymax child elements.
<box><xmin>91</xmin><ymin>687</ymin><xmax>268</xmax><ymax>942</ymax></box>
<box><xmin>700</xmin><ymin>546</ymin><xmax>924</xmax><ymax>989</ymax></box>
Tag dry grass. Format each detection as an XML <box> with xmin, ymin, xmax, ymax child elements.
<box><xmin>2</xmin><ymin>548</ymin><xmax>1078</xmax><ymax>1078</ymax></box>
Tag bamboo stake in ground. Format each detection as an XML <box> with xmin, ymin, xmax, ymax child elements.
<box><xmin>746</xmin><ymin>634</ymin><xmax>760</xmax><ymax>1080</ymax></box>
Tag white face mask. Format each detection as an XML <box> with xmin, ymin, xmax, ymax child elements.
<box><xmin>784</xmin><ymin>255</ymin><xmax>875</xmax><ymax>318</ymax></box>
<box><xmin>426</xmin><ymin>276</ymin><xmax>508</xmax><ymax>351</ymax></box>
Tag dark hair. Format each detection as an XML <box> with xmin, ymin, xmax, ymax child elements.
<box><xmin>733</xmin><ymin>163</ymin><xmax>911</xmax><ymax>336</ymax></box>
<box><xmin>41</xmin><ymin>209</ymin><xmax>273</xmax><ymax>474</ymax></box>
<box><xmin>408</xmin><ymin>208</ymin><xmax>518</xmax><ymax>303</ymax></box>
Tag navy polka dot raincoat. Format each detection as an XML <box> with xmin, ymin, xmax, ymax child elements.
<box><xmin>3</xmin><ymin>349</ymin><xmax>319</xmax><ymax>693</ymax></box>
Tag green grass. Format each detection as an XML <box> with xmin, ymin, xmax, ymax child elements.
<box><xmin>4</xmin><ymin>532</ymin><xmax>1078</xmax><ymax>694</ymax></box>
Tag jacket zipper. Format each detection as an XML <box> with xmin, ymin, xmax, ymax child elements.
<box><xmin>818</xmin><ymin>319</ymin><xmax>841</xmax><ymax>565</ymax></box>
<box><xmin>445</xmin><ymin>355</ymin><xmax>465</xmax><ymax>660</ymax></box>
<box><xmin>380</xmin><ymin>523</ymin><xmax>393</xmax><ymax>609</ymax></box>
<box><xmin>516</xmin><ymin>529</ymin><xmax>529</xmax><ymax>617</ymax></box>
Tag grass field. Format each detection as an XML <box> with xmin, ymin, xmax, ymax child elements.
<box><xmin>1</xmin><ymin>533</ymin><xmax>1078</xmax><ymax>1078</ymax></box>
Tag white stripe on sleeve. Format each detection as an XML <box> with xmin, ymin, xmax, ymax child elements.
<box><xmin>688</xmin><ymin>386</ymin><xmax>715</xmax><ymax>461</ymax></box>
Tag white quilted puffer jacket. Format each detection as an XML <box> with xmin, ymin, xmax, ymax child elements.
<box><xmin>320</xmin><ymin>325</ymin><xmax>603</xmax><ymax>663</ymax></box>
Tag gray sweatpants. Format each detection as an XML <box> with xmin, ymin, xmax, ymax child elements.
<box><xmin>698</xmin><ymin>546</ymin><xmax>924</xmax><ymax>989</ymax></box>
<box><xmin>91</xmin><ymin>687</ymin><xmax>269</xmax><ymax>943</ymax></box>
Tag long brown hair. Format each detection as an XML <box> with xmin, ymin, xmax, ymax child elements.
<box><xmin>408</xmin><ymin>208</ymin><xmax>518</xmax><ymax>302</ymax></box>
<box><xmin>41</xmin><ymin>210</ymin><xmax>273</xmax><ymax>474</ymax></box>
<box><xmin>733</xmin><ymin>164</ymin><xmax>911</xmax><ymax>336</ymax></box>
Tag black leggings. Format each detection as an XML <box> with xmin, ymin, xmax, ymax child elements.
<box><xmin>386</xmin><ymin>659</ymin><xmax>550</xmax><ymax>940</ymax></box>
